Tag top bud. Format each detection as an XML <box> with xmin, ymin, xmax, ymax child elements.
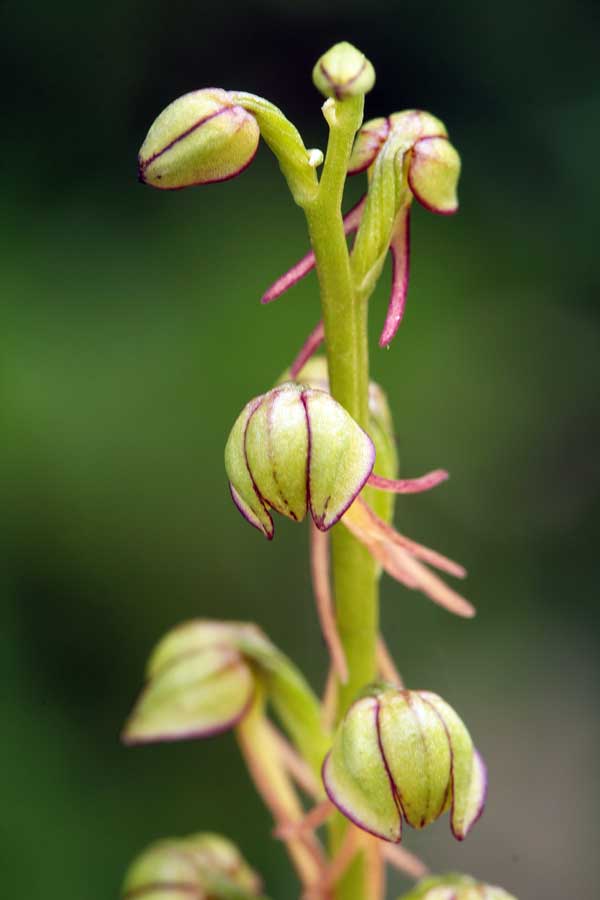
<box><xmin>138</xmin><ymin>88</ymin><xmax>260</xmax><ymax>190</ymax></box>
<box><xmin>313</xmin><ymin>42</ymin><xmax>375</xmax><ymax>99</ymax></box>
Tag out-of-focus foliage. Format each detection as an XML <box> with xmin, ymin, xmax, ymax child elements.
<box><xmin>3</xmin><ymin>2</ymin><xmax>599</xmax><ymax>899</ymax></box>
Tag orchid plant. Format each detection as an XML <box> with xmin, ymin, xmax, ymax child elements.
<box><xmin>122</xmin><ymin>42</ymin><xmax>516</xmax><ymax>900</ymax></box>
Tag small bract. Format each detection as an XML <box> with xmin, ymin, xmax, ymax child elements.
<box><xmin>322</xmin><ymin>684</ymin><xmax>487</xmax><ymax>843</ymax></box>
<box><xmin>225</xmin><ymin>383</ymin><xmax>375</xmax><ymax>539</ymax></box>
<box><xmin>138</xmin><ymin>88</ymin><xmax>260</xmax><ymax>189</ymax></box>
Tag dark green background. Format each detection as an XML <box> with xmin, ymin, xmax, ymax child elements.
<box><xmin>4</xmin><ymin>1</ymin><xmax>599</xmax><ymax>897</ymax></box>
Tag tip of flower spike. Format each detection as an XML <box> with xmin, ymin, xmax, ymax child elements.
<box><xmin>313</xmin><ymin>42</ymin><xmax>375</xmax><ymax>100</ymax></box>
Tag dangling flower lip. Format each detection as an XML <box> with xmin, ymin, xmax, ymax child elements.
<box><xmin>260</xmin><ymin>196</ymin><xmax>366</xmax><ymax>304</ymax></box>
<box><xmin>342</xmin><ymin>497</ymin><xmax>473</xmax><ymax>617</ymax></box>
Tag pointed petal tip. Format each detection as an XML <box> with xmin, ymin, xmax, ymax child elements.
<box><xmin>451</xmin><ymin>748</ymin><xmax>488</xmax><ymax>840</ymax></box>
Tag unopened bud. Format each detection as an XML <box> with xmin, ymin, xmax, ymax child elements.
<box><xmin>122</xmin><ymin>832</ymin><xmax>265</xmax><ymax>900</ymax></box>
<box><xmin>348</xmin><ymin>110</ymin><xmax>447</xmax><ymax>175</ymax></box>
<box><xmin>399</xmin><ymin>873</ymin><xmax>517</xmax><ymax>900</ymax></box>
<box><xmin>322</xmin><ymin>684</ymin><xmax>487</xmax><ymax>843</ymax></box>
<box><xmin>313</xmin><ymin>42</ymin><xmax>375</xmax><ymax>100</ymax></box>
<box><xmin>138</xmin><ymin>88</ymin><xmax>259</xmax><ymax>189</ymax></box>
<box><xmin>225</xmin><ymin>384</ymin><xmax>375</xmax><ymax>539</ymax></box>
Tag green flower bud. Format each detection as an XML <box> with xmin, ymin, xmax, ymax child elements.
<box><xmin>122</xmin><ymin>619</ymin><xmax>328</xmax><ymax>771</ymax></box>
<box><xmin>313</xmin><ymin>42</ymin><xmax>375</xmax><ymax>99</ymax></box>
<box><xmin>138</xmin><ymin>88</ymin><xmax>260</xmax><ymax>189</ymax></box>
<box><xmin>283</xmin><ymin>356</ymin><xmax>399</xmax><ymax>526</ymax></box>
<box><xmin>121</xmin><ymin>621</ymin><xmax>264</xmax><ymax>744</ymax></box>
<box><xmin>348</xmin><ymin>110</ymin><xmax>448</xmax><ymax>176</ymax></box>
<box><xmin>322</xmin><ymin>684</ymin><xmax>487</xmax><ymax>843</ymax></box>
<box><xmin>225</xmin><ymin>383</ymin><xmax>375</xmax><ymax>539</ymax></box>
<box><xmin>122</xmin><ymin>832</ymin><xmax>266</xmax><ymax>900</ymax></box>
<box><xmin>399</xmin><ymin>873</ymin><xmax>517</xmax><ymax>900</ymax></box>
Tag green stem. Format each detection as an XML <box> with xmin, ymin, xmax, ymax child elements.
<box><xmin>303</xmin><ymin>94</ymin><xmax>379</xmax><ymax>900</ymax></box>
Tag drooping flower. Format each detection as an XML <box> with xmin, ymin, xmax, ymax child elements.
<box><xmin>261</xmin><ymin>109</ymin><xmax>460</xmax><ymax>348</ymax></box>
<box><xmin>274</xmin><ymin>359</ymin><xmax>475</xmax><ymax>622</ymax></box>
<box><xmin>225</xmin><ymin>383</ymin><xmax>376</xmax><ymax>539</ymax></box>
<box><xmin>122</xmin><ymin>832</ymin><xmax>266</xmax><ymax>900</ymax></box>
<box><xmin>322</xmin><ymin>683</ymin><xmax>487</xmax><ymax>844</ymax></box>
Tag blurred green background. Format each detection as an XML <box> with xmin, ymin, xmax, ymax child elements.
<box><xmin>3</xmin><ymin>1</ymin><xmax>599</xmax><ymax>897</ymax></box>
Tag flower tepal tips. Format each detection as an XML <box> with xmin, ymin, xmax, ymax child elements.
<box><xmin>138</xmin><ymin>88</ymin><xmax>260</xmax><ymax>189</ymax></box>
<box><xmin>322</xmin><ymin>684</ymin><xmax>487</xmax><ymax>843</ymax></box>
<box><xmin>313</xmin><ymin>42</ymin><xmax>375</xmax><ymax>100</ymax></box>
<box><xmin>225</xmin><ymin>384</ymin><xmax>375</xmax><ymax>538</ymax></box>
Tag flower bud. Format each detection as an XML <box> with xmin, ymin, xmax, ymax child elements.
<box><xmin>348</xmin><ymin>110</ymin><xmax>447</xmax><ymax>175</ymax></box>
<box><xmin>322</xmin><ymin>684</ymin><xmax>487</xmax><ymax>843</ymax></box>
<box><xmin>225</xmin><ymin>384</ymin><xmax>375</xmax><ymax>539</ymax></box>
<box><xmin>138</xmin><ymin>88</ymin><xmax>260</xmax><ymax>189</ymax></box>
<box><xmin>121</xmin><ymin>621</ymin><xmax>266</xmax><ymax>744</ymax></box>
<box><xmin>283</xmin><ymin>356</ymin><xmax>398</xmax><ymax>526</ymax></box>
<box><xmin>122</xmin><ymin>832</ymin><xmax>265</xmax><ymax>900</ymax></box>
<box><xmin>399</xmin><ymin>873</ymin><xmax>517</xmax><ymax>900</ymax></box>
<box><xmin>313</xmin><ymin>42</ymin><xmax>375</xmax><ymax>99</ymax></box>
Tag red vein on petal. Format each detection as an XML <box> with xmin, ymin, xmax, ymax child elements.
<box><xmin>310</xmin><ymin>524</ymin><xmax>349</xmax><ymax>683</ymax></box>
<box><xmin>367</xmin><ymin>468</ymin><xmax>448</xmax><ymax>494</ymax></box>
<box><xmin>379</xmin><ymin>204</ymin><xmax>411</xmax><ymax>348</ymax></box>
<box><xmin>290</xmin><ymin>321</ymin><xmax>326</xmax><ymax>379</ymax></box>
<box><xmin>261</xmin><ymin>195</ymin><xmax>366</xmax><ymax>304</ymax></box>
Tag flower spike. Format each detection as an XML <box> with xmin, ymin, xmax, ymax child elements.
<box><xmin>322</xmin><ymin>684</ymin><xmax>487</xmax><ymax>844</ymax></box>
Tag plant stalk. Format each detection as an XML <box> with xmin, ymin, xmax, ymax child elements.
<box><xmin>303</xmin><ymin>94</ymin><xmax>380</xmax><ymax>900</ymax></box>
